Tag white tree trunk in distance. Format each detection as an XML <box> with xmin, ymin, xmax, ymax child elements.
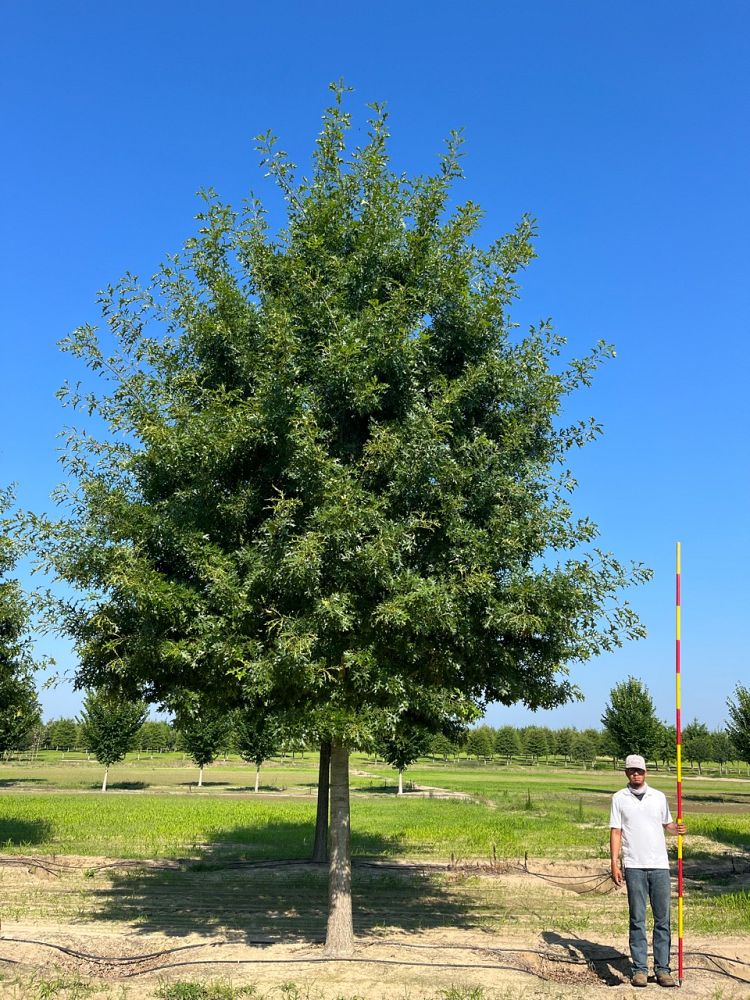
<box><xmin>198</xmin><ymin>765</ymin><xmax>204</xmax><ymax>787</ymax></box>
<box><xmin>398</xmin><ymin>769</ymin><xmax>403</xmax><ymax>795</ymax></box>
<box><xmin>101</xmin><ymin>766</ymin><xmax>109</xmax><ymax>793</ymax></box>
<box><xmin>254</xmin><ymin>766</ymin><xmax>260</xmax><ymax>793</ymax></box>
<box><xmin>324</xmin><ymin>740</ymin><xmax>354</xmax><ymax>956</ymax></box>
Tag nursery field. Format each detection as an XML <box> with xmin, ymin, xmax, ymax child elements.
<box><xmin>0</xmin><ymin>755</ymin><xmax>749</xmax><ymax>1000</ymax></box>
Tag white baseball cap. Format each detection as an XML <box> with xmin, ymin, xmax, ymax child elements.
<box><xmin>624</xmin><ymin>754</ymin><xmax>646</xmax><ymax>770</ymax></box>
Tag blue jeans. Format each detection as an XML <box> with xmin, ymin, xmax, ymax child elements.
<box><xmin>624</xmin><ymin>868</ymin><xmax>672</xmax><ymax>974</ymax></box>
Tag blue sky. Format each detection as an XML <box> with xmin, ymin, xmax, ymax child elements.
<box><xmin>2</xmin><ymin>2</ymin><xmax>748</xmax><ymax>729</ymax></box>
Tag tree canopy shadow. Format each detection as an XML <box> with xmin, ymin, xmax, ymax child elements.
<box><xmin>87</xmin><ymin>820</ymin><xmax>480</xmax><ymax>944</ymax></box>
<box><xmin>229</xmin><ymin>785</ymin><xmax>287</xmax><ymax>794</ymax></box>
<box><xmin>0</xmin><ymin>816</ymin><xmax>54</xmax><ymax>846</ymax></box>
<box><xmin>177</xmin><ymin>780</ymin><xmax>231</xmax><ymax>788</ymax></box>
<box><xmin>0</xmin><ymin>777</ymin><xmax>47</xmax><ymax>788</ymax></box>
<box><xmin>542</xmin><ymin>931</ymin><xmax>629</xmax><ymax>985</ymax></box>
<box><xmin>352</xmin><ymin>784</ymin><xmax>420</xmax><ymax>796</ymax></box>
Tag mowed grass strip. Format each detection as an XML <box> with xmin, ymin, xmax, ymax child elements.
<box><xmin>1</xmin><ymin>756</ymin><xmax>750</xmax><ymax>861</ymax></box>
<box><xmin>0</xmin><ymin>790</ymin><xmax>616</xmax><ymax>860</ymax></box>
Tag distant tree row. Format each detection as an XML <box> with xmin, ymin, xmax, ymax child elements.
<box><xmin>10</xmin><ymin>680</ymin><xmax>750</xmax><ymax>792</ymax></box>
<box><xmin>600</xmin><ymin>676</ymin><xmax>750</xmax><ymax>775</ymax></box>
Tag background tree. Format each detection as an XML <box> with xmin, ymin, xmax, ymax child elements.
<box><xmin>682</xmin><ymin>719</ymin><xmax>713</xmax><ymax>775</ymax></box>
<box><xmin>465</xmin><ymin>726</ymin><xmax>493</xmax><ymax>762</ymax></box>
<box><xmin>597</xmin><ymin>727</ymin><xmax>619</xmax><ymax>768</ymax></box>
<box><xmin>235</xmin><ymin>709</ymin><xmax>281</xmax><ymax>792</ymax></box>
<box><xmin>0</xmin><ymin>489</ymin><xmax>42</xmax><ymax>757</ymax></box>
<box><xmin>571</xmin><ymin>731</ymin><xmax>597</xmax><ymax>769</ymax></box>
<box><xmin>28</xmin><ymin>88</ymin><xmax>651</xmax><ymax>956</ymax></box>
<box><xmin>0</xmin><ymin>670</ymin><xmax>41</xmax><ymax>757</ymax></box>
<box><xmin>726</xmin><ymin>685</ymin><xmax>750</xmax><ymax>765</ymax></box>
<box><xmin>654</xmin><ymin>721</ymin><xmax>676</xmax><ymax>770</ymax></box>
<box><xmin>711</xmin><ymin>729</ymin><xmax>734</xmax><ymax>775</ymax></box>
<box><xmin>136</xmin><ymin>720</ymin><xmax>174</xmax><ymax>754</ymax></box>
<box><xmin>429</xmin><ymin>732</ymin><xmax>456</xmax><ymax>762</ymax></box>
<box><xmin>554</xmin><ymin>727</ymin><xmax>575</xmax><ymax>763</ymax></box>
<box><xmin>522</xmin><ymin>726</ymin><xmax>548</xmax><ymax>765</ymax></box>
<box><xmin>45</xmin><ymin>718</ymin><xmax>80</xmax><ymax>750</ymax></box>
<box><xmin>601</xmin><ymin>676</ymin><xmax>660</xmax><ymax>762</ymax></box>
<box><xmin>77</xmin><ymin>690</ymin><xmax>147</xmax><ymax>791</ymax></box>
<box><xmin>176</xmin><ymin>699</ymin><xmax>232</xmax><ymax>787</ymax></box>
<box><xmin>494</xmin><ymin>725</ymin><xmax>521</xmax><ymax>764</ymax></box>
<box><xmin>376</xmin><ymin>722</ymin><xmax>432</xmax><ymax>794</ymax></box>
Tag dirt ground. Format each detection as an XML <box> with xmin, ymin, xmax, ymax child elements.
<box><xmin>0</xmin><ymin>854</ymin><xmax>748</xmax><ymax>999</ymax></box>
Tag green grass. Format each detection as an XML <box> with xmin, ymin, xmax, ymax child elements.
<box><xmin>0</xmin><ymin>757</ymin><xmax>748</xmax><ymax>990</ymax></box>
<box><xmin>156</xmin><ymin>983</ymin><xmax>258</xmax><ymax>1000</ymax></box>
<box><xmin>2</xmin><ymin>755</ymin><xmax>749</xmax><ymax>862</ymax></box>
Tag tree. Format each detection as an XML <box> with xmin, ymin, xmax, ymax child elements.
<box><xmin>176</xmin><ymin>699</ymin><xmax>232</xmax><ymax>786</ymax></box>
<box><xmin>136</xmin><ymin>720</ymin><xmax>174</xmax><ymax>753</ymax></box>
<box><xmin>597</xmin><ymin>727</ymin><xmax>619</xmax><ymax>767</ymax></box>
<box><xmin>601</xmin><ymin>677</ymin><xmax>660</xmax><ymax>763</ymax></box>
<box><xmin>682</xmin><ymin>719</ymin><xmax>713</xmax><ymax>775</ymax></box>
<box><xmin>711</xmin><ymin>729</ymin><xmax>734</xmax><ymax>775</ymax></box>
<box><xmin>522</xmin><ymin>726</ymin><xmax>548</xmax><ymax>764</ymax></box>
<box><xmin>430</xmin><ymin>732</ymin><xmax>456</xmax><ymax>762</ymax></box>
<box><xmin>235</xmin><ymin>709</ymin><xmax>281</xmax><ymax>792</ymax></box>
<box><xmin>494</xmin><ymin>725</ymin><xmax>521</xmax><ymax>763</ymax></box>
<box><xmin>726</xmin><ymin>685</ymin><xmax>750</xmax><ymax>765</ymax></box>
<box><xmin>554</xmin><ymin>727</ymin><xmax>575</xmax><ymax>762</ymax></box>
<box><xmin>29</xmin><ymin>87</ymin><xmax>651</xmax><ymax>955</ymax></box>
<box><xmin>313</xmin><ymin>739</ymin><xmax>332</xmax><ymax>863</ymax></box>
<box><xmin>571</xmin><ymin>731</ymin><xmax>597</xmax><ymax>769</ymax></box>
<box><xmin>0</xmin><ymin>489</ymin><xmax>42</xmax><ymax>756</ymax></box>
<box><xmin>376</xmin><ymin>722</ymin><xmax>432</xmax><ymax>794</ymax></box>
<box><xmin>654</xmin><ymin>721</ymin><xmax>676</xmax><ymax>770</ymax></box>
<box><xmin>45</xmin><ymin>718</ymin><xmax>79</xmax><ymax>750</ymax></box>
<box><xmin>465</xmin><ymin>726</ymin><xmax>493</xmax><ymax>761</ymax></box>
<box><xmin>0</xmin><ymin>671</ymin><xmax>41</xmax><ymax>756</ymax></box>
<box><xmin>77</xmin><ymin>690</ymin><xmax>146</xmax><ymax>791</ymax></box>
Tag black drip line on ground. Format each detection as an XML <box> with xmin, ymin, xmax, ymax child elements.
<box><xmin>1</xmin><ymin>854</ymin><xmax>748</xmax><ymax>984</ymax></box>
<box><xmin>1</xmin><ymin>936</ymin><xmax>749</xmax><ymax>984</ymax></box>
<box><xmin>2</xmin><ymin>852</ymin><xmax>748</xmax><ymax>879</ymax></box>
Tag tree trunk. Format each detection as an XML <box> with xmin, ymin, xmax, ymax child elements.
<box><xmin>198</xmin><ymin>765</ymin><xmax>204</xmax><ymax>787</ymax></box>
<box><xmin>398</xmin><ymin>769</ymin><xmax>403</xmax><ymax>795</ymax></box>
<box><xmin>101</xmin><ymin>766</ymin><xmax>109</xmax><ymax>793</ymax></box>
<box><xmin>312</xmin><ymin>739</ymin><xmax>331</xmax><ymax>863</ymax></box>
<box><xmin>254</xmin><ymin>766</ymin><xmax>260</xmax><ymax>793</ymax></box>
<box><xmin>324</xmin><ymin>739</ymin><xmax>354</xmax><ymax>957</ymax></box>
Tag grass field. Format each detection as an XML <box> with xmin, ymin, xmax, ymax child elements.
<box><xmin>1</xmin><ymin>754</ymin><xmax>749</xmax><ymax>999</ymax></box>
<box><xmin>2</xmin><ymin>754</ymin><xmax>749</xmax><ymax>861</ymax></box>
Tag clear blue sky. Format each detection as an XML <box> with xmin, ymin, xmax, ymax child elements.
<box><xmin>2</xmin><ymin>2</ymin><xmax>748</xmax><ymax>728</ymax></box>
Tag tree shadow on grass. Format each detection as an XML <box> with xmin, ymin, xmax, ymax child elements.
<box><xmin>542</xmin><ymin>931</ymin><xmax>629</xmax><ymax>985</ymax></box>
<box><xmin>87</xmin><ymin>820</ymin><xmax>482</xmax><ymax>945</ymax></box>
<box><xmin>230</xmin><ymin>785</ymin><xmax>289</xmax><ymax>794</ymax></box>
<box><xmin>0</xmin><ymin>777</ymin><xmax>48</xmax><ymax>788</ymax></box>
<box><xmin>352</xmin><ymin>784</ymin><xmax>419</xmax><ymax>795</ymax></box>
<box><xmin>177</xmin><ymin>781</ymin><xmax>231</xmax><ymax>788</ymax></box>
<box><xmin>106</xmin><ymin>781</ymin><xmax>149</xmax><ymax>791</ymax></box>
<box><xmin>0</xmin><ymin>816</ymin><xmax>54</xmax><ymax>846</ymax></box>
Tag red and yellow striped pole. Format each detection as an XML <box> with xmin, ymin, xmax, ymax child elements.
<box><xmin>675</xmin><ymin>541</ymin><xmax>684</xmax><ymax>985</ymax></box>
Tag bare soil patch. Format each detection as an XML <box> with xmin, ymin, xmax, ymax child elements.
<box><xmin>1</xmin><ymin>854</ymin><xmax>748</xmax><ymax>998</ymax></box>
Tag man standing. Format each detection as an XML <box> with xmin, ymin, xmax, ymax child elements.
<box><xmin>609</xmin><ymin>754</ymin><xmax>687</xmax><ymax>987</ymax></box>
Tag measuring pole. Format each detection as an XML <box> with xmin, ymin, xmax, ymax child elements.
<box><xmin>675</xmin><ymin>541</ymin><xmax>684</xmax><ymax>984</ymax></box>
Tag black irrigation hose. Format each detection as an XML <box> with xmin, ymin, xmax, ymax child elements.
<box><xmin>2</xmin><ymin>854</ymin><xmax>748</xmax><ymax>984</ymax></box>
<box><xmin>114</xmin><ymin>958</ymin><xmax>553</xmax><ymax>981</ymax></box>
<box><xmin>2</xmin><ymin>935</ymin><xmax>749</xmax><ymax>983</ymax></box>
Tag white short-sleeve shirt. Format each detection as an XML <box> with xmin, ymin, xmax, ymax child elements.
<box><xmin>609</xmin><ymin>784</ymin><xmax>672</xmax><ymax>869</ymax></box>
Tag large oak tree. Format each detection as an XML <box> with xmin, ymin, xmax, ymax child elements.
<box><xmin>29</xmin><ymin>86</ymin><xmax>650</xmax><ymax>954</ymax></box>
<box><xmin>1</xmin><ymin>489</ymin><xmax>42</xmax><ymax>755</ymax></box>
